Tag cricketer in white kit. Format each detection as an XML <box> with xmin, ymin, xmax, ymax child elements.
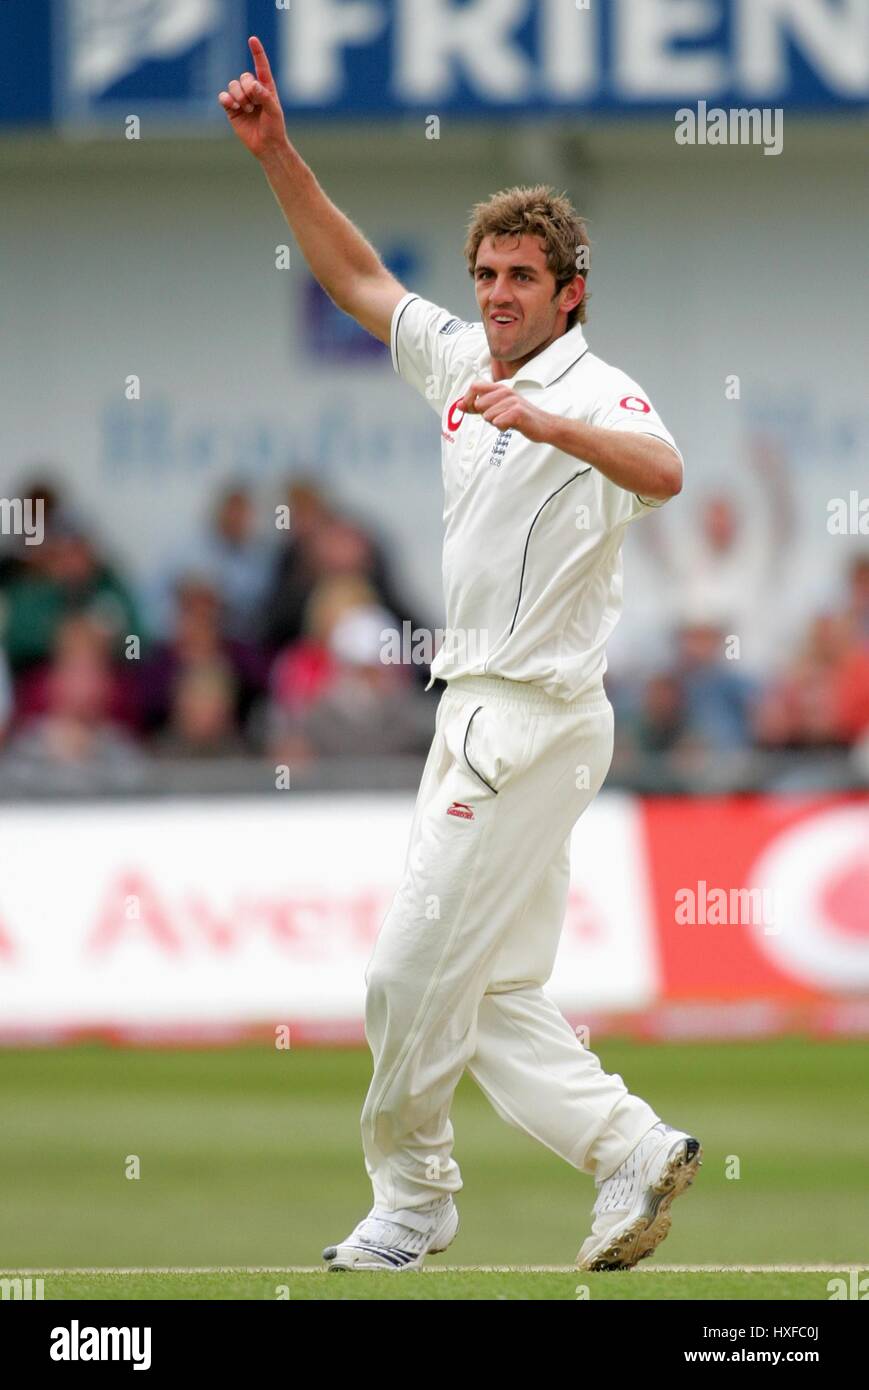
<box><xmin>220</xmin><ymin>35</ymin><xmax>702</xmax><ymax>1274</ymax></box>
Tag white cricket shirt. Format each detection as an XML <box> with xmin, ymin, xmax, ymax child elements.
<box><xmin>391</xmin><ymin>293</ymin><xmax>684</xmax><ymax>701</ymax></box>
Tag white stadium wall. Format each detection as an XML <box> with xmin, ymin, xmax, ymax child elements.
<box><xmin>1</xmin><ymin>121</ymin><xmax>867</xmax><ymax>668</ymax></box>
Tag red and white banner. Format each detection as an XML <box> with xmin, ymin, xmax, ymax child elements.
<box><xmin>643</xmin><ymin>796</ymin><xmax>869</xmax><ymax>1000</ymax></box>
<box><xmin>0</xmin><ymin>793</ymin><xmax>866</xmax><ymax>1043</ymax></box>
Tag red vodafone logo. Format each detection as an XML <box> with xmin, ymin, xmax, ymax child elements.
<box><xmin>745</xmin><ymin>804</ymin><xmax>869</xmax><ymax>990</ymax></box>
<box><xmin>447</xmin><ymin>398</ymin><xmax>466</xmax><ymax>431</ymax></box>
<box><xmin>619</xmin><ymin>395</ymin><xmax>651</xmax><ymax>414</ymax></box>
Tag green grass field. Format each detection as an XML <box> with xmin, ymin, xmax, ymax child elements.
<box><xmin>1</xmin><ymin>1270</ymin><xmax>857</xmax><ymax>1301</ymax></box>
<box><xmin>1</xmin><ymin>1038</ymin><xmax>867</xmax><ymax>1299</ymax></box>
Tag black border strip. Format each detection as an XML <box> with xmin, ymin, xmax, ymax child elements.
<box><xmin>392</xmin><ymin>294</ymin><xmax>420</xmax><ymax>378</ymax></box>
<box><xmin>515</xmin><ymin>344</ymin><xmax>590</xmax><ymax>388</ymax></box>
<box><xmin>548</xmin><ymin>345</ymin><xmax>590</xmax><ymax>386</ymax></box>
<box><xmin>463</xmin><ymin>705</ymin><xmax>498</xmax><ymax>795</ymax></box>
<box><xmin>508</xmin><ymin>469</ymin><xmax>590</xmax><ymax>636</ymax></box>
<box><xmin>634</xmin><ymin>430</ymin><xmax>683</xmax><ymax>507</ymax></box>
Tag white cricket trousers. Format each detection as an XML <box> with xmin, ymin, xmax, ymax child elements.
<box><xmin>361</xmin><ymin>673</ymin><xmax>661</xmax><ymax>1213</ymax></box>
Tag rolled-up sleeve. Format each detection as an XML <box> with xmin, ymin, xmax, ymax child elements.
<box><xmin>590</xmin><ymin>376</ymin><xmax>684</xmax><ymax>521</ymax></box>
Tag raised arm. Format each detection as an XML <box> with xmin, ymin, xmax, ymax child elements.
<box><xmin>219</xmin><ymin>36</ymin><xmax>406</xmax><ymax>344</ymax></box>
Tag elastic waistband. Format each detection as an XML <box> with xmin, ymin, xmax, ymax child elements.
<box><xmin>444</xmin><ymin>674</ymin><xmax>611</xmax><ymax>715</ymax></box>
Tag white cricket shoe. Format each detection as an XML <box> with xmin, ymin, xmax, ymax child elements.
<box><xmin>576</xmin><ymin>1121</ymin><xmax>702</xmax><ymax>1271</ymax></box>
<box><xmin>322</xmin><ymin>1195</ymin><xmax>459</xmax><ymax>1271</ymax></box>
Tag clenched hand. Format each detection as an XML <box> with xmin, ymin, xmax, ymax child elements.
<box><xmin>462</xmin><ymin>382</ymin><xmax>555</xmax><ymax>444</ymax></box>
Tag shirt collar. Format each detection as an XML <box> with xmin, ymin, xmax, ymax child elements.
<box><xmin>473</xmin><ymin>321</ymin><xmax>589</xmax><ymax>388</ymax></box>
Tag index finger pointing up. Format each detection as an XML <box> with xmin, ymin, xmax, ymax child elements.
<box><xmin>249</xmin><ymin>35</ymin><xmax>275</xmax><ymax>89</ymax></box>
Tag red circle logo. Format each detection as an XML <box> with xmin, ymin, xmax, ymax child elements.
<box><xmin>619</xmin><ymin>395</ymin><xmax>651</xmax><ymax>413</ymax></box>
<box><xmin>447</xmin><ymin>398</ymin><xmax>466</xmax><ymax>431</ymax></box>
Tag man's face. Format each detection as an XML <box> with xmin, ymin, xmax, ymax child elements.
<box><xmin>473</xmin><ymin>233</ymin><xmax>575</xmax><ymax>363</ymax></box>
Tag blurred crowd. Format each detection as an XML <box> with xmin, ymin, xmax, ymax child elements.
<box><xmin>608</xmin><ymin>451</ymin><xmax>869</xmax><ymax>784</ymax></box>
<box><xmin>0</xmin><ymin>474</ymin><xmax>435</xmax><ymax>792</ymax></box>
<box><xmin>0</xmin><ymin>468</ymin><xmax>867</xmax><ymax>793</ymax></box>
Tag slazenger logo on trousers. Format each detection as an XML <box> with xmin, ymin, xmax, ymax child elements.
<box><xmin>447</xmin><ymin>801</ymin><xmax>475</xmax><ymax>820</ymax></box>
<box><xmin>50</xmin><ymin>1321</ymin><xmax>151</xmax><ymax>1370</ymax></box>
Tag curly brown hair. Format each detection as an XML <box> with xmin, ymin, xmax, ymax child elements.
<box><xmin>464</xmin><ymin>184</ymin><xmax>591</xmax><ymax>329</ymax></box>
